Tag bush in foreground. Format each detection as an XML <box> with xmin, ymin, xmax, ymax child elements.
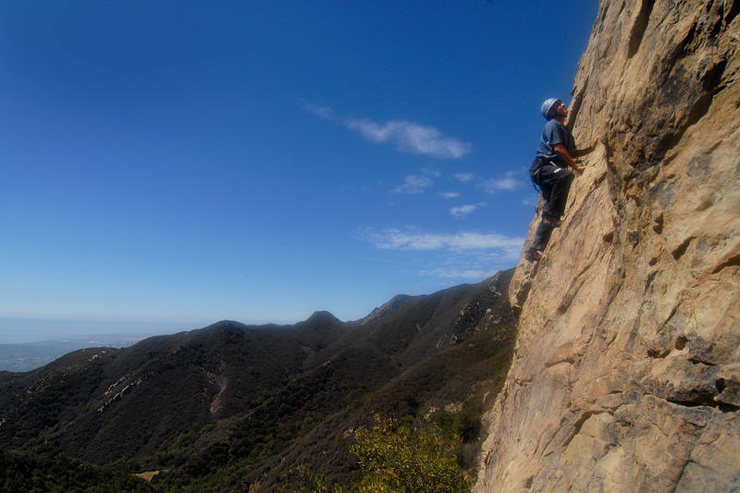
<box><xmin>303</xmin><ymin>413</ymin><xmax>472</xmax><ymax>492</ymax></box>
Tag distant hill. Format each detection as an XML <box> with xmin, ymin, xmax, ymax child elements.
<box><xmin>0</xmin><ymin>270</ymin><xmax>516</xmax><ymax>490</ymax></box>
<box><xmin>0</xmin><ymin>334</ymin><xmax>155</xmax><ymax>372</ymax></box>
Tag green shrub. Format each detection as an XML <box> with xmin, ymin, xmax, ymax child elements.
<box><xmin>349</xmin><ymin>414</ymin><xmax>472</xmax><ymax>493</ymax></box>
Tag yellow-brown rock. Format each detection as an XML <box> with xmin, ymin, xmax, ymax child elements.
<box><xmin>476</xmin><ymin>0</ymin><xmax>739</xmax><ymax>491</ymax></box>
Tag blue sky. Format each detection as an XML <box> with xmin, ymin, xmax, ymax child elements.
<box><xmin>0</xmin><ymin>1</ymin><xmax>598</xmax><ymax>342</ymax></box>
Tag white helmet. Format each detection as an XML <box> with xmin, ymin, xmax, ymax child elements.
<box><xmin>540</xmin><ymin>98</ymin><xmax>561</xmax><ymax>120</ymax></box>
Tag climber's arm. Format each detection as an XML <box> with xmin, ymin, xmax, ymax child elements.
<box><xmin>553</xmin><ymin>144</ymin><xmax>585</xmax><ymax>173</ymax></box>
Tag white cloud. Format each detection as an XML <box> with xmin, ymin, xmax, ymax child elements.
<box><xmin>393</xmin><ymin>175</ymin><xmax>434</xmax><ymax>194</ymax></box>
<box><xmin>420</xmin><ymin>267</ymin><xmax>494</xmax><ymax>279</ymax></box>
<box><xmin>365</xmin><ymin>229</ymin><xmax>523</xmax><ymax>251</ymax></box>
<box><xmin>439</xmin><ymin>192</ymin><xmax>460</xmax><ymax>199</ymax></box>
<box><xmin>479</xmin><ymin>172</ymin><xmax>523</xmax><ymax>193</ymax></box>
<box><xmin>419</xmin><ymin>250</ymin><xmax>520</xmax><ymax>279</ymax></box>
<box><xmin>302</xmin><ymin>103</ymin><xmax>471</xmax><ymax>159</ymax></box>
<box><xmin>450</xmin><ymin>202</ymin><xmax>487</xmax><ymax>218</ymax></box>
<box><xmin>450</xmin><ymin>205</ymin><xmax>477</xmax><ymax>217</ymax></box>
<box><xmin>356</xmin><ymin>228</ymin><xmax>524</xmax><ymax>281</ymax></box>
<box><xmin>455</xmin><ymin>173</ymin><xmax>474</xmax><ymax>182</ymax></box>
<box><xmin>345</xmin><ymin>119</ymin><xmax>471</xmax><ymax>158</ymax></box>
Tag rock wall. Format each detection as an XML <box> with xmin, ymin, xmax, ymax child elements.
<box><xmin>476</xmin><ymin>0</ymin><xmax>739</xmax><ymax>491</ymax></box>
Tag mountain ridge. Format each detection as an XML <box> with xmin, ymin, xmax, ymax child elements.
<box><xmin>0</xmin><ymin>269</ymin><xmax>517</xmax><ymax>490</ymax></box>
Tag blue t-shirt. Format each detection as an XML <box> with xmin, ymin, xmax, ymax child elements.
<box><xmin>535</xmin><ymin>119</ymin><xmax>575</xmax><ymax>162</ymax></box>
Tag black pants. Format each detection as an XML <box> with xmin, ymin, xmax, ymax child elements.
<box><xmin>530</xmin><ymin>160</ymin><xmax>574</xmax><ymax>251</ymax></box>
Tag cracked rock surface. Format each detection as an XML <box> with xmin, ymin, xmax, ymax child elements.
<box><xmin>477</xmin><ymin>0</ymin><xmax>739</xmax><ymax>491</ymax></box>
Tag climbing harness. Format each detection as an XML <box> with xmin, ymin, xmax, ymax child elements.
<box><xmin>530</xmin><ymin>166</ymin><xmax>542</xmax><ymax>193</ymax></box>
<box><xmin>529</xmin><ymin>158</ymin><xmax>563</xmax><ymax>193</ymax></box>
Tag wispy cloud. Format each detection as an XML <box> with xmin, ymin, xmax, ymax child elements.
<box><xmin>302</xmin><ymin>102</ymin><xmax>471</xmax><ymax>159</ymax></box>
<box><xmin>301</xmin><ymin>102</ymin><xmax>336</xmax><ymax>120</ymax></box>
<box><xmin>357</xmin><ymin>227</ymin><xmax>524</xmax><ymax>281</ymax></box>
<box><xmin>439</xmin><ymin>192</ymin><xmax>460</xmax><ymax>199</ymax></box>
<box><xmin>420</xmin><ymin>267</ymin><xmax>495</xmax><ymax>279</ymax></box>
<box><xmin>346</xmin><ymin>119</ymin><xmax>471</xmax><ymax>158</ymax></box>
<box><xmin>450</xmin><ymin>202</ymin><xmax>487</xmax><ymax>218</ymax></box>
<box><xmin>419</xmin><ymin>251</ymin><xmax>519</xmax><ymax>279</ymax></box>
<box><xmin>479</xmin><ymin>171</ymin><xmax>523</xmax><ymax>193</ymax></box>
<box><xmin>393</xmin><ymin>175</ymin><xmax>434</xmax><ymax>194</ymax></box>
<box><xmin>363</xmin><ymin>228</ymin><xmax>523</xmax><ymax>251</ymax></box>
<box><xmin>450</xmin><ymin>205</ymin><xmax>477</xmax><ymax>217</ymax></box>
<box><xmin>455</xmin><ymin>173</ymin><xmax>474</xmax><ymax>182</ymax></box>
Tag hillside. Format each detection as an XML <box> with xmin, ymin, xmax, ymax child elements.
<box><xmin>476</xmin><ymin>0</ymin><xmax>739</xmax><ymax>491</ymax></box>
<box><xmin>0</xmin><ymin>269</ymin><xmax>516</xmax><ymax>490</ymax></box>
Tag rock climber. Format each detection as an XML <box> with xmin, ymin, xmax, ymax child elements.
<box><xmin>525</xmin><ymin>98</ymin><xmax>597</xmax><ymax>262</ymax></box>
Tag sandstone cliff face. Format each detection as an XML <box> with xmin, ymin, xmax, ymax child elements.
<box><xmin>477</xmin><ymin>0</ymin><xmax>739</xmax><ymax>491</ymax></box>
